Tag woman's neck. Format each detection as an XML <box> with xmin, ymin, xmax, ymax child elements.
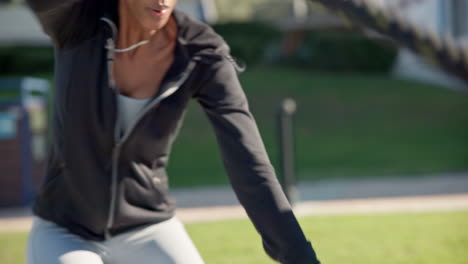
<box><xmin>117</xmin><ymin>4</ymin><xmax>178</xmax><ymax>55</ymax></box>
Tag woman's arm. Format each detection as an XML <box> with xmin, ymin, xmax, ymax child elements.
<box><xmin>194</xmin><ymin>59</ymin><xmax>320</xmax><ymax>264</ymax></box>
<box><xmin>26</xmin><ymin>0</ymin><xmax>99</xmax><ymax>48</ymax></box>
<box><xmin>26</xmin><ymin>0</ymin><xmax>79</xmax><ymax>12</ymax></box>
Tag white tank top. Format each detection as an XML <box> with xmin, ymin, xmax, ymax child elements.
<box><xmin>117</xmin><ymin>93</ymin><xmax>152</xmax><ymax>133</ymax></box>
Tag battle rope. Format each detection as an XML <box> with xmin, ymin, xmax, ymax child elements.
<box><xmin>308</xmin><ymin>0</ymin><xmax>468</xmax><ymax>85</ymax></box>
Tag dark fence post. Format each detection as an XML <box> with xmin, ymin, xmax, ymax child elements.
<box><xmin>277</xmin><ymin>98</ymin><xmax>298</xmax><ymax>205</ymax></box>
<box><xmin>20</xmin><ymin>107</ymin><xmax>33</xmax><ymax>205</ymax></box>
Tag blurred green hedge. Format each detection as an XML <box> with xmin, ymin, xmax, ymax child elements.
<box><xmin>0</xmin><ymin>24</ymin><xmax>398</xmax><ymax>75</ymax></box>
<box><xmin>212</xmin><ymin>22</ymin><xmax>398</xmax><ymax>73</ymax></box>
<box><xmin>0</xmin><ymin>46</ymin><xmax>54</xmax><ymax>76</ymax></box>
<box><xmin>212</xmin><ymin>22</ymin><xmax>282</xmax><ymax>67</ymax></box>
<box><xmin>297</xmin><ymin>30</ymin><xmax>398</xmax><ymax>73</ymax></box>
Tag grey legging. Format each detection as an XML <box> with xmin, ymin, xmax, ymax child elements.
<box><xmin>26</xmin><ymin>216</ymin><xmax>205</xmax><ymax>264</ymax></box>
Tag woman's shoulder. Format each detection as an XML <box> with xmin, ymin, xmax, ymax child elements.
<box><xmin>174</xmin><ymin>10</ymin><xmax>230</xmax><ymax>58</ymax></box>
<box><xmin>173</xmin><ymin>10</ymin><xmax>221</xmax><ymax>41</ymax></box>
<box><xmin>173</xmin><ymin>10</ymin><xmax>245</xmax><ymax>74</ymax></box>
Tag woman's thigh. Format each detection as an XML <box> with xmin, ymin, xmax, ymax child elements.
<box><xmin>27</xmin><ymin>217</ymin><xmax>104</xmax><ymax>264</ymax></box>
<box><xmin>106</xmin><ymin>217</ymin><xmax>205</xmax><ymax>264</ymax></box>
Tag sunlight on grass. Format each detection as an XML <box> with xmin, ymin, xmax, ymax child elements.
<box><xmin>187</xmin><ymin>210</ymin><xmax>468</xmax><ymax>264</ymax></box>
<box><xmin>1</xmin><ymin>211</ymin><xmax>467</xmax><ymax>264</ymax></box>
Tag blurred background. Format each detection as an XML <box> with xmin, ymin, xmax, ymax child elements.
<box><xmin>0</xmin><ymin>0</ymin><xmax>467</xmax><ymax>263</ymax></box>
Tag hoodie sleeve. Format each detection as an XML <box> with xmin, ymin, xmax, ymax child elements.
<box><xmin>194</xmin><ymin>58</ymin><xmax>320</xmax><ymax>264</ymax></box>
<box><xmin>26</xmin><ymin>0</ymin><xmax>98</xmax><ymax>48</ymax></box>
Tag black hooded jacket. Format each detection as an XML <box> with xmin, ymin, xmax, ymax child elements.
<box><xmin>26</xmin><ymin>1</ymin><xmax>320</xmax><ymax>263</ymax></box>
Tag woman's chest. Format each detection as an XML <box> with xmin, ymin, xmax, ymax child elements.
<box><xmin>112</xmin><ymin>49</ymin><xmax>175</xmax><ymax>99</ymax></box>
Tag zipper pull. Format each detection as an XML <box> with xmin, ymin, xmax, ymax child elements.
<box><xmin>106</xmin><ymin>38</ymin><xmax>115</xmax><ymax>57</ymax></box>
<box><xmin>106</xmin><ymin>38</ymin><xmax>117</xmax><ymax>90</ymax></box>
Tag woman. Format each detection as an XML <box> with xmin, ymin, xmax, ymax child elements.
<box><xmin>25</xmin><ymin>0</ymin><xmax>321</xmax><ymax>263</ymax></box>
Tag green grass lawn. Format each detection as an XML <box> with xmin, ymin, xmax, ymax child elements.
<box><xmin>169</xmin><ymin>67</ymin><xmax>468</xmax><ymax>186</ymax></box>
<box><xmin>2</xmin><ymin>210</ymin><xmax>467</xmax><ymax>264</ymax></box>
<box><xmin>2</xmin><ymin>67</ymin><xmax>468</xmax><ymax>187</ymax></box>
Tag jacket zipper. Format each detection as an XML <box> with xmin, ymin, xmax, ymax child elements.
<box><xmin>103</xmin><ymin>36</ymin><xmax>197</xmax><ymax>239</ymax></box>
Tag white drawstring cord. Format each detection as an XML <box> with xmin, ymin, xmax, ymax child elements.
<box><xmin>100</xmin><ymin>17</ymin><xmax>152</xmax><ymax>90</ymax></box>
<box><xmin>112</xmin><ymin>40</ymin><xmax>150</xmax><ymax>53</ymax></box>
<box><xmin>100</xmin><ymin>17</ymin><xmax>118</xmax><ymax>39</ymax></box>
<box><xmin>100</xmin><ymin>17</ymin><xmax>150</xmax><ymax>53</ymax></box>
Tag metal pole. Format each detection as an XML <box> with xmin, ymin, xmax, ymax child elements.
<box><xmin>20</xmin><ymin>107</ymin><xmax>33</xmax><ymax>205</ymax></box>
<box><xmin>277</xmin><ymin>98</ymin><xmax>298</xmax><ymax>205</ymax></box>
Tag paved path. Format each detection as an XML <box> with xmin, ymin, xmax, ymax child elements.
<box><xmin>173</xmin><ymin>172</ymin><xmax>468</xmax><ymax>207</ymax></box>
<box><xmin>177</xmin><ymin>193</ymin><xmax>468</xmax><ymax>222</ymax></box>
<box><xmin>1</xmin><ymin>172</ymin><xmax>467</xmax><ymax>232</ymax></box>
